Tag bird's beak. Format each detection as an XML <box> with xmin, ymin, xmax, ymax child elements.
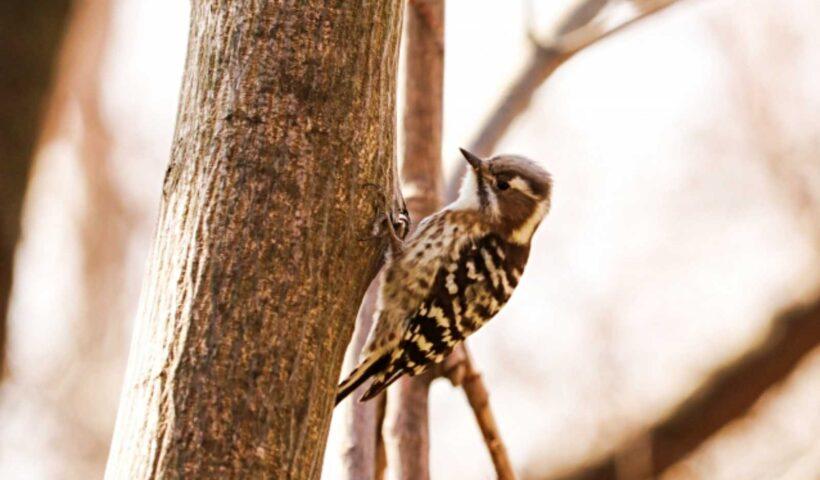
<box><xmin>460</xmin><ymin>148</ymin><xmax>484</xmax><ymax>171</ymax></box>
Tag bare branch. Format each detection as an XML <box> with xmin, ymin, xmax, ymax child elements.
<box><xmin>435</xmin><ymin>345</ymin><xmax>517</xmax><ymax>479</ymax></box>
<box><xmin>384</xmin><ymin>371</ymin><xmax>435</xmax><ymax>480</ymax></box>
<box><xmin>460</xmin><ymin>349</ymin><xmax>517</xmax><ymax>480</ymax></box>
<box><xmin>525</xmin><ymin>0</ymin><xmax>610</xmax><ymax>45</ymax></box>
<box><xmin>554</xmin><ymin>0</ymin><xmax>682</xmax><ymax>55</ymax></box>
<box><xmin>436</xmin><ymin>342</ymin><xmax>468</xmax><ymax>387</ymax></box>
<box><xmin>0</xmin><ymin>0</ymin><xmax>72</xmax><ymax>377</ymax></box>
<box><xmin>381</xmin><ymin>1</ymin><xmax>445</xmax><ymax>478</ymax></box>
<box><xmin>556</xmin><ymin>0</ymin><xmax>610</xmax><ymax>36</ymax></box>
<box><xmin>446</xmin><ymin>0</ymin><xmax>684</xmax><ymax>200</ymax></box>
<box><xmin>339</xmin><ymin>281</ymin><xmax>383</xmax><ymax>480</ymax></box>
<box><xmin>549</xmin><ymin>297</ymin><xmax>820</xmax><ymax>480</ymax></box>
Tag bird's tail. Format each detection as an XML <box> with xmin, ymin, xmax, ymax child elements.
<box><xmin>335</xmin><ymin>352</ymin><xmax>391</xmax><ymax>405</ymax></box>
<box><xmin>359</xmin><ymin>363</ymin><xmax>404</xmax><ymax>402</ymax></box>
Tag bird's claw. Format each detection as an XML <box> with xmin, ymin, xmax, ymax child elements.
<box><xmin>357</xmin><ymin>183</ymin><xmax>410</xmax><ymax>252</ymax></box>
<box><xmin>385</xmin><ymin>210</ymin><xmax>410</xmax><ymax>254</ymax></box>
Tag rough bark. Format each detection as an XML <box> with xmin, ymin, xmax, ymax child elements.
<box><xmin>382</xmin><ymin>2</ymin><xmax>444</xmax><ymax>479</ymax></box>
<box><xmin>552</xmin><ymin>297</ymin><xmax>820</xmax><ymax>480</ymax></box>
<box><xmin>105</xmin><ymin>1</ymin><xmax>404</xmax><ymax>478</ymax></box>
<box><xmin>0</xmin><ymin>0</ymin><xmax>72</xmax><ymax>376</ymax></box>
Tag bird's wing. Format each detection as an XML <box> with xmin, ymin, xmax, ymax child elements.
<box><xmin>336</xmin><ymin>210</ymin><xmax>486</xmax><ymax>404</ymax></box>
<box><xmin>364</xmin><ymin>210</ymin><xmax>469</xmax><ymax>355</ymax></box>
<box><xmin>337</xmin><ymin>213</ymin><xmax>459</xmax><ymax>404</ymax></box>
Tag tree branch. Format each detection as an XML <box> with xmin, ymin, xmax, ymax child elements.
<box><xmin>445</xmin><ymin>0</ymin><xmax>683</xmax><ymax>200</ymax></box>
<box><xmin>0</xmin><ymin>0</ymin><xmax>72</xmax><ymax>377</ymax></box>
<box><xmin>550</xmin><ymin>296</ymin><xmax>820</xmax><ymax>480</ymax></box>
<box><xmin>339</xmin><ymin>281</ymin><xmax>383</xmax><ymax>480</ymax></box>
<box><xmin>382</xmin><ymin>1</ymin><xmax>445</xmax><ymax>479</ymax></box>
<box><xmin>460</xmin><ymin>348</ymin><xmax>517</xmax><ymax>480</ymax></box>
<box><xmin>552</xmin><ymin>0</ymin><xmax>682</xmax><ymax>55</ymax></box>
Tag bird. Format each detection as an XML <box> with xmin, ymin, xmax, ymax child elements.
<box><xmin>336</xmin><ymin>148</ymin><xmax>552</xmax><ymax>404</ymax></box>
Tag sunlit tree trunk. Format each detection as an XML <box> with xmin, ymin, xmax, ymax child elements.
<box><xmin>105</xmin><ymin>1</ymin><xmax>404</xmax><ymax>478</ymax></box>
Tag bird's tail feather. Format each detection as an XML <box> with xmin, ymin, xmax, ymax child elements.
<box><xmin>335</xmin><ymin>352</ymin><xmax>390</xmax><ymax>405</ymax></box>
<box><xmin>359</xmin><ymin>365</ymin><xmax>404</xmax><ymax>402</ymax></box>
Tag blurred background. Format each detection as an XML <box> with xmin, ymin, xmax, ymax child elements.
<box><xmin>1</xmin><ymin>0</ymin><xmax>818</xmax><ymax>479</ymax></box>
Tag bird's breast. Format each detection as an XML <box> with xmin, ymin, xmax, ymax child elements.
<box><xmin>445</xmin><ymin>234</ymin><xmax>529</xmax><ymax>334</ymax></box>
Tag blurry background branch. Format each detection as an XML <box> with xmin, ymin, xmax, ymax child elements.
<box><xmin>383</xmin><ymin>1</ymin><xmax>445</xmax><ymax>478</ymax></box>
<box><xmin>339</xmin><ymin>282</ymin><xmax>383</xmax><ymax>480</ymax></box>
<box><xmin>0</xmin><ymin>0</ymin><xmax>73</xmax><ymax>376</ymax></box>
<box><xmin>710</xmin><ymin>20</ymin><xmax>820</xmax><ymax>247</ymax></box>
<box><xmin>446</xmin><ymin>0</ymin><xmax>683</xmax><ymax>200</ymax></box>
<box><xmin>0</xmin><ymin>0</ymin><xmax>127</xmax><ymax>476</ymax></box>
<box><xmin>550</xmin><ymin>295</ymin><xmax>820</xmax><ymax>480</ymax></box>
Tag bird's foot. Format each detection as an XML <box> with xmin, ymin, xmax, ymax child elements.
<box><xmin>358</xmin><ymin>183</ymin><xmax>410</xmax><ymax>255</ymax></box>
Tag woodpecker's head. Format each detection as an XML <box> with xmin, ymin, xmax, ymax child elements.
<box><xmin>452</xmin><ymin>148</ymin><xmax>552</xmax><ymax>244</ymax></box>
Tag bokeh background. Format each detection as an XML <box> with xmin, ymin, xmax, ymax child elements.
<box><xmin>1</xmin><ymin>0</ymin><xmax>818</xmax><ymax>479</ymax></box>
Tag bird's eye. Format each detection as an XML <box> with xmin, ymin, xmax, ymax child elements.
<box><xmin>497</xmin><ymin>180</ymin><xmax>510</xmax><ymax>191</ymax></box>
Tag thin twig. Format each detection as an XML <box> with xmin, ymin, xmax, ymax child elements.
<box><xmin>440</xmin><ymin>346</ymin><xmax>517</xmax><ymax>480</ymax></box>
<box><xmin>375</xmin><ymin>395</ymin><xmax>388</xmax><ymax>480</ymax></box>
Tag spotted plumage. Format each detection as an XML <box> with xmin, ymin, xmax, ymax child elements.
<box><xmin>336</xmin><ymin>149</ymin><xmax>552</xmax><ymax>404</ymax></box>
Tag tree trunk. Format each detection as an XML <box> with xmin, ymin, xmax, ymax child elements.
<box><xmin>105</xmin><ymin>1</ymin><xmax>404</xmax><ymax>478</ymax></box>
<box><xmin>0</xmin><ymin>0</ymin><xmax>72</xmax><ymax>376</ymax></box>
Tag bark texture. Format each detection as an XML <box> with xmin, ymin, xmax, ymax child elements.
<box><xmin>105</xmin><ymin>1</ymin><xmax>404</xmax><ymax>478</ymax></box>
<box><xmin>0</xmin><ymin>0</ymin><xmax>72</xmax><ymax>375</ymax></box>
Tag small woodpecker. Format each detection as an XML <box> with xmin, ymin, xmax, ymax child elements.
<box><xmin>336</xmin><ymin>148</ymin><xmax>552</xmax><ymax>404</ymax></box>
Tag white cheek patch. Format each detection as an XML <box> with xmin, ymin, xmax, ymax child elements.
<box><xmin>508</xmin><ymin>176</ymin><xmax>536</xmax><ymax>199</ymax></box>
